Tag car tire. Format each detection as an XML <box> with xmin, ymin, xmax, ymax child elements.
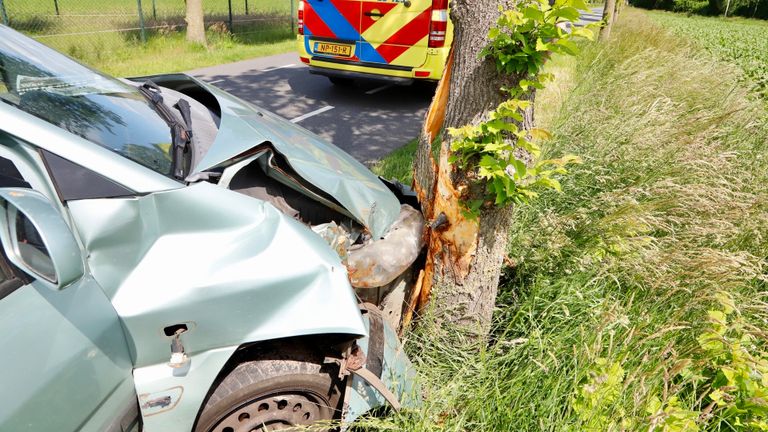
<box><xmin>328</xmin><ymin>77</ymin><xmax>354</xmax><ymax>86</ymax></box>
<box><xmin>195</xmin><ymin>349</ymin><xmax>345</xmax><ymax>432</ymax></box>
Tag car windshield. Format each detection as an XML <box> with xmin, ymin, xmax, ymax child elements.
<box><xmin>0</xmin><ymin>26</ymin><xmax>175</xmax><ymax>176</ymax></box>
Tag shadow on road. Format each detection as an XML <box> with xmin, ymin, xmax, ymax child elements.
<box><xmin>201</xmin><ymin>65</ymin><xmax>434</xmax><ymax>162</ymax></box>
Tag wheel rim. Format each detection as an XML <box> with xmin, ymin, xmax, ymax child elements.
<box><xmin>207</xmin><ymin>390</ymin><xmax>333</xmax><ymax>432</ymax></box>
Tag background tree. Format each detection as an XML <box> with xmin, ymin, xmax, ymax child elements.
<box><xmin>185</xmin><ymin>0</ymin><xmax>207</xmax><ymax>45</ymax></box>
<box><xmin>600</xmin><ymin>0</ymin><xmax>618</xmax><ymax>40</ymax></box>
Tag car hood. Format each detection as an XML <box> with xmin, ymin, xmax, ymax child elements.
<box><xmin>191</xmin><ymin>81</ymin><xmax>401</xmax><ymax>239</ymax></box>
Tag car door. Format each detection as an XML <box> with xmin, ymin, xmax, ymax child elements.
<box><xmin>358</xmin><ymin>0</ymin><xmax>433</xmax><ymax>67</ymax></box>
<box><xmin>303</xmin><ymin>0</ymin><xmax>432</xmax><ymax>67</ymax></box>
<box><xmin>0</xmin><ymin>155</ymin><xmax>139</xmax><ymax>432</ymax></box>
<box><xmin>303</xmin><ymin>0</ymin><xmax>362</xmax><ymax>60</ymax></box>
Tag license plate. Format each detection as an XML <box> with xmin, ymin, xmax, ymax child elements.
<box><xmin>314</xmin><ymin>42</ymin><xmax>354</xmax><ymax>57</ymax></box>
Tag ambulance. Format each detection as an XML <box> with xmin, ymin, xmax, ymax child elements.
<box><xmin>297</xmin><ymin>0</ymin><xmax>453</xmax><ymax>85</ymax></box>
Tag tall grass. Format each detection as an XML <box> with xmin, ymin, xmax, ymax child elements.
<box><xmin>367</xmin><ymin>8</ymin><xmax>768</xmax><ymax>431</ymax></box>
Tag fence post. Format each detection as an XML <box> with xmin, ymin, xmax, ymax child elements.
<box><xmin>54</xmin><ymin>0</ymin><xmax>60</xmax><ymax>16</ymax></box>
<box><xmin>228</xmin><ymin>0</ymin><xmax>233</xmax><ymax>32</ymax></box>
<box><xmin>152</xmin><ymin>0</ymin><xmax>156</xmax><ymax>19</ymax></box>
<box><xmin>245</xmin><ymin>0</ymin><xmax>249</xmax><ymax>15</ymax></box>
<box><xmin>137</xmin><ymin>0</ymin><xmax>147</xmax><ymax>43</ymax></box>
<box><xmin>290</xmin><ymin>0</ymin><xmax>295</xmax><ymax>34</ymax></box>
<box><xmin>0</xmin><ymin>0</ymin><xmax>8</xmax><ymax>25</ymax></box>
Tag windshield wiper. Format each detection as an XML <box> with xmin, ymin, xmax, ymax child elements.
<box><xmin>138</xmin><ymin>80</ymin><xmax>193</xmax><ymax>180</ymax></box>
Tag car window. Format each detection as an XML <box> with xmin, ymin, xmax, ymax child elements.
<box><xmin>0</xmin><ymin>26</ymin><xmax>176</xmax><ymax>177</ymax></box>
<box><xmin>0</xmin><ymin>253</ymin><xmax>21</xmax><ymax>301</ymax></box>
<box><xmin>0</xmin><ymin>252</ymin><xmax>9</xmax><ymax>284</ymax></box>
<box><xmin>41</xmin><ymin>150</ymin><xmax>134</xmax><ymax>201</ymax></box>
<box><xmin>0</xmin><ymin>156</ymin><xmax>31</xmax><ymax>189</ymax></box>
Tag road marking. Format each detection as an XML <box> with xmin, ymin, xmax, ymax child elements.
<box><xmin>207</xmin><ymin>79</ymin><xmax>225</xmax><ymax>84</ymax></box>
<box><xmin>365</xmin><ymin>84</ymin><xmax>394</xmax><ymax>95</ymax></box>
<box><xmin>262</xmin><ymin>64</ymin><xmax>297</xmax><ymax>72</ymax></box>
<box><xmin>290</xmin><ymin>106</ymin><xmax>334</xmax><ymax>123</ymax></box>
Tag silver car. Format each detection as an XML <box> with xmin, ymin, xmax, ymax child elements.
<box><xmin>0</xmin><ymin>25</ymin><xmax>423</xmax><ymax>432</ymax></box>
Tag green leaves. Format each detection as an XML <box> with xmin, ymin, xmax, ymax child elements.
<box><xmin>572</xmin><ymin>359</ymin><xmax>627</xmax><ymax>431</ymax></box>
<box><xmin>480</xmin><ymin>0</ymin><xmax>595</xmax><ymax>76</ymax></box>
<box><xmin>552</xmin><ymin>6</ymin><xmax>580</xmax><ymax>21</ymax></box>
<box><xmin>452</xmin><ymin>0</ymin><xmax>593</xmax><ymax>215</ymax></box>
<box><xmin>449</xmin><ymin>98</ymin><xmax>579</xmax><ymax>214</ymax></box>
<box><xmin>648</xmin><ymin>292</ymin><xmax>768</xmax><ymax>431</ymax></box>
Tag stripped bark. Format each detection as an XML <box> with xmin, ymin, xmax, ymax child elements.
<box><xmin>413</xmin><ymin>0</ymin><xmax>530</xmax><ymax>338</ymax></box>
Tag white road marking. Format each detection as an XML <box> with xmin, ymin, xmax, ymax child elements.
<box><xmin>261</xmin><ymin>64</ymin><xmax>297</xmax><ymax>72</ymax></box>
<box><xmin>365</xmin><ymin>84</ymin><xmax>394</xmax><ymax>95</ymax></box>
<box><xmin>290</xmin><ymin>106</ymin><xmax>335</xmax><ymax>123</ymax></box>
<box><xmin>207</xmin><ymin>79</ymin><xmax>225</xmax><ymax>84</ymax></box>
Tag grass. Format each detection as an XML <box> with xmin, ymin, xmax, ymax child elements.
<box><xmin>371</xmin><ymin>138</ymin><xmax>418</xmax><ymax>185</ymax></box>
<box><xmin>367</xmin><ymin>8</ymin><xmax>768</xmax><ymax>431</ymax></box>
<box><xmin>4</xmin><ymin>0</ymin><xmax>289</xmax><ymax>16</ymax></box>
<box><xmin>80</xmin><ymin>31</ymin><xmax>296</xmax><ymax>77</ymax></box>
<box><xmin>4</xmin><ymin>0</ymin><xmax>296</xmax><ymax>76</ymax></box>
<box><xmin>648</xmin><ymin>10</ymin><xmax>768</xmax><ymax>98</ymax></box>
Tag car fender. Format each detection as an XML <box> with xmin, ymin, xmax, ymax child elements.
<box><xmin>132</xmin><ymin>346</ymin><xmax>239</xmax><ymax>432</ymax></box>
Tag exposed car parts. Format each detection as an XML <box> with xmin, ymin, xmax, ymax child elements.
<box><xmin>219</xmin><ymin>147</ymin><xmax>426</xmax><ymax>291</ymax></box>
<box><xmin>347</xmin><ymin>204</ymin><xmax>424</xmax><ymax>289</ymax></box>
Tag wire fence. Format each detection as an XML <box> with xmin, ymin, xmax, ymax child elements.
<box><xmin>0</xmin><ymin>0</ymin><xmax>295</xmax><ymax>55</ymax></box>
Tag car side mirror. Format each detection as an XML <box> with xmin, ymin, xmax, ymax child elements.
<box><xmin>0</xmin><ymin>188</ymin><xmax>84</xmax><ymax>289</ymax></box>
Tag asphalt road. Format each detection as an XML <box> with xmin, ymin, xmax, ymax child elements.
<box><xmin>189</xmin><ymin>8</ymin><xmax>603</xmax><ymax>164</ymax></box>
<box><xmin>190</xmin><ymin>53</ymin><xmax>434</xmax><ymax>164</ymax></box>
<box><xmin>577</xmin><ymin>7</ymin><xmax>604</xmax><ymax>26</ymax></box>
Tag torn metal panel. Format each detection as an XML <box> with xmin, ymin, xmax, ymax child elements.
<box><xmin>150</xmin><ymin>75</ymin><xmax>402</xmax><ymax>239</ymax></box>
<box><xmin>344</xmin><ymin>305</ymin><xmax>419</xmax><ymax>427</ymax></box>
<box><xmin>67</xmin><ymin>182</ymin><xmax>367</xmax><ymax>369</ymax></box>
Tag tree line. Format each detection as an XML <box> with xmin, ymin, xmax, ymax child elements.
<box><xmin>632</xmin><ymin>0</ymin><xmax>768</xmax><ymax>19</ymax></box>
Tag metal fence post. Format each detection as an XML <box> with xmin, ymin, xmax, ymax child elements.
<box><xmin>290</xmin><ymin>0</ymin><xmax>295</xmax><ymax>34</ymax></box>
<box><xmin>137</xmin><ymin>0</ymin><xmax>147</xmax><ymax>43</ymax></box>
<box><xmin>54</xmin><ymin>0</ymin><xmax>60</xmax><ymax>16</ymax></box>
<box><xmin>227</xmin><ymin>0</ymin><xmax>233</xmax><ymax>32</ymax></box>
<box><xmin>0</xmin><ymin>0</ymin><xmax>9</xmax><ymax>25</ymax></box>
<box><xmin>152</xmin><ymin>0</ymin><xmax>157</xmax><ymax>20</ymax></box>
<box><xmin>245</xmin><ymin>0</ymin><xmax>249</xmax><ymax>15</ymax></box>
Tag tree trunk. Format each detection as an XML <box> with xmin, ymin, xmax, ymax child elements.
<box><xmin>185</xmin><ymin>0</ymin><xmax>207</xmax><ymax>45</ymax></box>
<box><xmin>413</xmin><ymin>0</ymin><xmax>529</xmax><ymax>339</ymax></box>
<box><xmin>599</xmin><ymin>0</ymin><xmax>617</xmax><ymax>41</ymax></box>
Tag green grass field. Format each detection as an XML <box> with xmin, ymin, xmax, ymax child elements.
<box><xmin>3</xmin><ymin>0</ymin><xmax>289</xmax><ymax>18</ymax></box>
<box><xmin>369</xmin><ymin>8</ymin><xmax>768</xmax><ymax>430</ymax></box>
<box><xmin>649</xmin><ymin>11</ymin><xmax>768</xmax><ymax>97</ymax></box>
<box><xmin>2</xmin><ymin>0</ymin><xmax>296</xmax><ymax>76</ymax></box>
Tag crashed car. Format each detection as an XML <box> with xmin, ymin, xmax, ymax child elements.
<box><xmin>0</xmin><ymin>25</ymin><xmax>424</xmax><ymax>432</ymax></box>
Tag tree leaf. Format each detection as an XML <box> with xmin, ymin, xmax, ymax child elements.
<box><xmin>530</xmin><ymin>128</ymin><xmax>553</xmax><ymax>140</ymax></box>
<box><xmin>553</xmin><ymin>6</ymin><xmax>580</xmax><ymax>21</ymax></box>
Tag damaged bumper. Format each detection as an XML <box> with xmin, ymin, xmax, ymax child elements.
<box><xmin>343</xmin><ymin>304</ymin><xmax>419</xmax><ymax>426</ymax></box>
<box><xmin>347</xmin><ymin>204</ymin><xmax>425</xmax><ymax>289</ymax></box>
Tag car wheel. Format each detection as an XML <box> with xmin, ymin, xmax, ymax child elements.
<box><xmin>195</xmin><ymin>353</ymin><xmax>344</xmax><ymax>432</ymax></box>
<box><xmin>328</xmin><ymin>77</ymin><xmax>354</xmax><ymax>86</ymax></box>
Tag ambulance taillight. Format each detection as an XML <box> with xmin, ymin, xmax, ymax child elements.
<box><xmin>298</xmin><ymin>0</ymin><xmax>305</xmax><ymax>35</ymax></box>
<box><xmin>428</xmin><ymin>0</ymin><xmax>448</xmax><ymax>48</ymax></box>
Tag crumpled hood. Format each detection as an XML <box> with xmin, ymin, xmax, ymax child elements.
<box><xmin>192</xmin><ymin>82</ymin><xmax>401</xmax><ymax>239</ymax></box>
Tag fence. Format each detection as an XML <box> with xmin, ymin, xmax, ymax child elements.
<box><xmin>0</xmin><ymin>0</ymin><xmax>295</xmax><ymax>55</ymax></box>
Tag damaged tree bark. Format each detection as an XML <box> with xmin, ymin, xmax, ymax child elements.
<box><xmin>412</xmin><ymin>0</ymin><xmax>532</xmax><ymax>338</ymax></box>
